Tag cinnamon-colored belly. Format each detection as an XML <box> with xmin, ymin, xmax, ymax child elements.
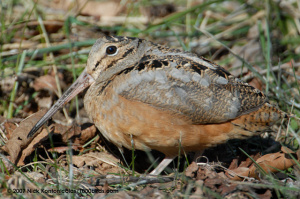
<box><xmin>86</xmin><ymin>93</ymin><xmax>278</xmax><ymax>156</ymax></box>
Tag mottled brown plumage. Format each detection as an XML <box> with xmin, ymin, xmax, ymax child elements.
<box><xmin>28</xmin><ymin>36</ymin><xmax>287</xmax><ymax>175</ymax></box>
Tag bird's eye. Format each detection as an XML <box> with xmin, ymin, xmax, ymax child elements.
<box><xmin>106</xmin><ymin>46</ymin><xmax>118</xmax><ymax>55</ymax></box>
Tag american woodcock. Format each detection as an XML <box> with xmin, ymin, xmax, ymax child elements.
<box><xmin>28</xmin><ymin>36</ymin><xmax>287</xmax><ymax>175</ymax></box>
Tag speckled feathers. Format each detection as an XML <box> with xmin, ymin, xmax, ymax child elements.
<box><xmin>83</xmin><ymin>35</ymin><xmax>286</xmax><ymax>155</ymax></box>
<box><xmin>87</xmin><ymin>36</ymin><xmax>269</xmax><ymax>124</ymax></box>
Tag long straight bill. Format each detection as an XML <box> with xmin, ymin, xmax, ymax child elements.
<box><xmin>27</xmin><ymin>69</ymin><xmax>95</xmax><ymax>138</ymax></box>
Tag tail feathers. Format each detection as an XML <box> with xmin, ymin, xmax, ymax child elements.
<box><xmin>231</xmin><ymin>103</ymin><xmax>287</xmax><ymax>134</ymax></box>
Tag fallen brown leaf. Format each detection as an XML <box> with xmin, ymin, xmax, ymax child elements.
<box><xmin>18</xmin><ymin>123</ymin><xmax>81</xmax><ymax>166</ymax></box>
<box><xmin>226</xmin><ymin>167</ymin><xmax>251</xmax><ymax>180</ymax></box>
<box><xmin>1</xmin><ymin>109</ymin><xmax>47</xmax><ymax>165</ymax></box>
<box><xmin>190</xmin><ymin>165</ymin><xmax>237</xmax><ymax>195</ymax></box>
<box><xmin>281</xmin><ymin>146</ymin><xmax>296</xmax><ymax>154</ymax></box>
<box><xmin>47</xmin><ymin>145</ymin><xmax>83</xmax><ymax>153</ymax></box>
<box><xmin>74</xmin><ymin>123</ymin><xmax>97</xmax><ymax>145</ymax></box>
<box><xmin>73</xmin><ymin>151</ymin><xmax>119</xmax><ymax>167</ymax></box>
<box><xmin>228</xmin><ymin>158</ymin><xmax>239</xmax><ymax>170</ymax></box>
<box><xmin>185</xmin><ymin>161</ymin><xmax>198</xmax><ymax>178</ymax></box>
<box><xmin>248</xmin><ymin>77</ymin><xmax>263</xmax><ymax>91</ymax></box>
<box><xmin>51</xmin><ymin>0</ymin><xmax>124</xmax><ymax>18</ymax></box>
<box><xmin>195</xmin><ymin>165</ymin><xmax>226</xmax><ymax>181</ymax></box>
<box><xmin>226</xmin><ymin>147</ymin><xmax>298</xmax><ymax>181</ymax></box>
<box><xmin>56</xmin><ymin>123</ymin><xmax>81</xmax><ymax>143</ymax></box>
<box><xmin>32</xmin><ymin>75</ymin><xmax>58</xmax><ymax>92</ymax></box>
<box><xmin>17</xmin><ymin>124</ymin><xmax>55</xmax><ymax>166</ymax></box>
<box><xmin>239</xmin><ymin>153</ymin><xmax>261</xmax><ymax>168</ymax></box>
<box><xmin>16</xmin><ymin>119</ymin><xmax>97</xmax><ymax>166</ymax></box>
<box><xmin>72</xmin><ymin>151</ymin><xmax>122</xmax><ymax>174</ymax></box>
<box><xmin>4</xmin><ymin>122</ymin><xmax>17</xmax><ymax>139</ymax></box>
<box><xmin>35</xmin><ymin>95</ymin><xmax>53</xmax><ymax>109</ymax></box>
<box><xmin>257</xmin><ymin>189</ymin><xmax>272</xmax><ymax>199</ymax></box>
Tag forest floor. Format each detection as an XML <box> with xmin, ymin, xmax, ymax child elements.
<box><xmin>1</xmin><ymin>0</ymin><xmax>300</xmax><ymax>198</ymax></box>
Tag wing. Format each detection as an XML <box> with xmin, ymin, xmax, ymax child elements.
<box><xmin>116</xmin><ymin>57</ymin><xmax>267</xmax><ymax>124</ymax></box>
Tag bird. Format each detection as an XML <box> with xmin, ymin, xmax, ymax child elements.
<box><xmin>27</xmin><ymin>35</ymin><xmax>287</xmax><ymax>175</ymax></box>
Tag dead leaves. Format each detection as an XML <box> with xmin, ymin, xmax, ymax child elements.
<box><xmin>1</xmin><ymin>105</ymin><xmax>126</xmax><ymax>177</ymax></box>
<box><xmin>1</xmin><ymin>110</ymin><xmax>299</xmax><ymax>198</ymax></box>
<box><xmin>72</xmin><ymin>152</ymin><xmax>122</xmax><ymax>174</ymax></box>
<box><xmin>1</xmin><ymin>109</ymin><xmax>100</xmax><ymax>169</ymax></box>
<box><xmin>33</xmin><ymin>75</ymin><xmax>60</xmax><ymax>93</ymax></box>
<box><xmin>49</xmin><ymin>0</ymin><xmax>124</xmax><ymax>18</ymax></box>
<box><xmin>184</xmin><ymin>147</ymin><xmax>300</xmax><ymax>198</ymax></box>
<box><xmin>226</xmin><ymin>147</ymin><xmax>299</xmax><ymax>181</ymax></box>
<box><xmin>2</xmin><ymin>108</ymin><xmax>299</xmax><ymax>180</ymax></box>
<box><xmin>2</xmin><ymin>109</ymin><xmax>48</xmax><ymax>165</ymax></box>
<box><xmin>185</xmin><ymin>147</ymin><xmax>299</xmax><ymax>184</ymax></box>
<box><xmin>185</xmin><ymin>162</ymin><xmax>238</xmax><ymax>196</ymax></box>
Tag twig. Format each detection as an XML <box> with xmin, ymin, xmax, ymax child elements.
<box><xmin>242</xmin><ymin>62</ymin><xmax>300</xmax><ymax>82</ymax></box>
<box><xmin>87</xmin><ymin>175</ymin><xmax>174</xmax><ymax>186</ymax></box>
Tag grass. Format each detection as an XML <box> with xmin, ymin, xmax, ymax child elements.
<box><xmin>1</xmin><ymin>0</ymin><xmax>300</xmax><ymax>198</ymax></box>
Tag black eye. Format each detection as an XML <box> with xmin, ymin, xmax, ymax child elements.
<box><xmin>106</xmin><ymin>46</ymin><xmax>118</xmax><ymax>55</ymax></box>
